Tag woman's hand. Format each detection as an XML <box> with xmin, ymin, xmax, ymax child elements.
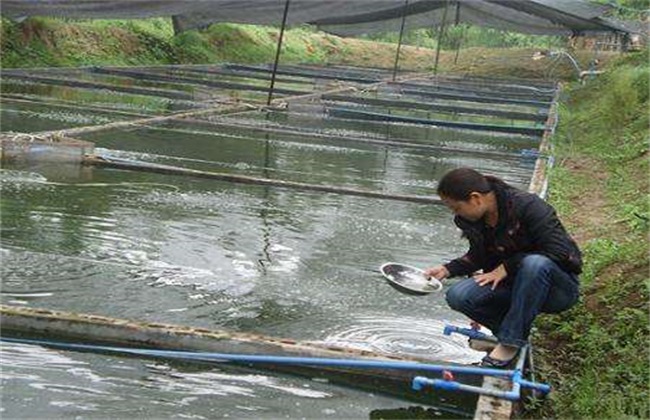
<box><xmin>474</xmin><ymin>264</ymin><xmax>507</xmax><ymax>290</ymax></box>
<box><xmin>424</xmin><ymin>265</ymin><xmax>449</xmax><ymax>280</ymax></box>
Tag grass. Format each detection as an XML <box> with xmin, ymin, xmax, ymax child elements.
<box><xmin>0</xmin><ymin>17</ymin><xmax>176</xmax><ymax>67</ymax></box>
<box><xmin>527</xmin><ymin>51</ymin><xmax>650</xmax><ymax>419</ymax></box>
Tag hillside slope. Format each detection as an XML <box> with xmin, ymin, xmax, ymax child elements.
<box><xmin>1</xmin><ymin>17</ymin><xmax>616</xmax><ymax>80</ymax></box>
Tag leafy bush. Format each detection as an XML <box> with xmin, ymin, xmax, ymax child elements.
<box><xmin>171</xmin><ymin>30</ymin><xmax>216</xmax><ymax>63</ymax></box>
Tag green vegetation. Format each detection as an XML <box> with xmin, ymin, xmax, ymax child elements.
<box><xmin>0</xmin><ymin>17</ymin><xmax>365</xmax><ymax>68</ymax></box>
<box><xmin>529</xmin><ymin>51</ymin><xmax>649</xmax><ymax>419</ymax></box>
<box><xmin>595</xmin><ymin>0</ymin><xmax>650</xmax><ymax>19</ymax></box>
<box><xmin>0</xmin><ymin>17</ymin><xmax>177</xmax><ymax>67</ymax></box>
<box><xmin>1</xmin><ymin>16</ymin><xmax>618</xmax><ymax>80</ymax></box>
<box><xmin>172</xmin><ymin>23</ymin><xmax>351</xmax><ymax>65</ymax></box>
<box><xmin>362</xmin><ymin>25</ymin><xmax>566</xmax><ymax>50</ymax></box>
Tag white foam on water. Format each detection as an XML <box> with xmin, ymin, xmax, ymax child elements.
<box><xmin>7</xmin><ymin>108</ymin><xmax>114</xmax><ymax>125</ymax></box>
<box><xmin>267</xmin><ymin>243</ymin><xmax>301</xmax><ymax>274</ymax></box>
<box><xmin>317</xmin><ymin>316</ymin><xmax>481</xmax><ymax>364</ymax></box>
<box><xmin>0</xmin><ymin>169</ymin><xmax>49</xmax><ymax>189</ymax></box>
<box><xmin>143</xmin><ymin>365</ymin><xmax>331</xmax><ymax>399</ymax></box>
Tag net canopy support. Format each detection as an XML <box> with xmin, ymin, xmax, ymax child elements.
<box><xmin>267</xmin><ymin>0</ymin><xmax>291</xmax><ymax>106</ymax></box>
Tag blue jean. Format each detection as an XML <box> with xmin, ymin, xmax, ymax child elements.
<box><xmin>445</xmin><ymin>254</ymin><xmax>580</xmax><ymax>347</ymax></box>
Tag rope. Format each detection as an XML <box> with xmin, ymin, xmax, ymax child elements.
<box><xmin>0</xmin><ymin>245</ymin><xmax>148</xmax><ymax>269</ymax></box>
<box><xmin>0</xmin><ymin>175</ymin><xmax>181</xmax><ymax>191</ymax></box>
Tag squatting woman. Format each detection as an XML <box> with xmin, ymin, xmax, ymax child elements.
<box><xmin>425</xmin><ymin>168</ymin><xmax>582</xmax><ymax>367</ymax></box>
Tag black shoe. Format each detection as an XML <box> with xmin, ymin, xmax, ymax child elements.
<box><xmin>480</xmin><ymin>353</ymin><xmax>517</xmax><ymax>369</ymax></box>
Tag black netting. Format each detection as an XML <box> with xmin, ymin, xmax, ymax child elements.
<box><xmin>1</xmin><ymin>0</ymin><xmax>628</xmax><ymax>35</ymax></box>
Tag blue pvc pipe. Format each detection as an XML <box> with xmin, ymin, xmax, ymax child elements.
<box><xmin>412</xmin><ymin>367</ymin><xmax>550</xmax><ymax>401</ymax></box>
<box><xmin>517</xmin><ymin>377</ymin><xmax>551</xmax><ymax>394</ymax></box>
<box><xmin>0</xmin><ymin>336</ymin><xmax>514</xmax><ymax>378</ymax></box>
<box><xmin>416</xmin><ymin>330</ymin><xmax>552</xmax><ymax>401</ymax></box>
<box><xmin>413</xmin><ymin>376</ymin><xmax>521</xmax><ymax>401</ymax></box>
<box><xmin>1</xmin><ymin>331</ymin><xmax>551</xmax><ymax>401</ymax></box>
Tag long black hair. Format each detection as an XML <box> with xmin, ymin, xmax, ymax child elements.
<box><xmin>437</xmin><ymin>168</ymin><xmax>509</xmax><ymax>201</ymax></box>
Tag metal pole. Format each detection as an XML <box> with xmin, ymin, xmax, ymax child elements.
<box><xmin>171</xmin><ymin>15</ymin><xmax>183</xmax><ymax>36</ymax></box>
<box><xmin>453</xmin><ymin>2</ymin><xmax>462</xmax><ymax>65</ymax></box>
<box><xmin>433</xmin><ymin>0</ymin><xmax>450</xmax><ymax>75</ymax></box>
<box><xmin>267</xmin><ymin>0</ymin><xmax>291</xmax><ymax>106</ymax></box>
<box><xmin>392</xmin><ymin>0</ymin><xmax>409</xmax><ymax>82</ymax></box>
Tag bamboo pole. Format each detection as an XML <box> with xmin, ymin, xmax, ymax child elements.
<box><xmin>83</xmin><ymin>155</ymin><xmax>442</xmax><ymax>205</ymax></box>
<box><xmin>528</xmin><ymin>83</ymin><xmax>562</xmax><ymax>197</ymax></box>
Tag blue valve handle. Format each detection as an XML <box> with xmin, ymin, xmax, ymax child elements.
<box><xmin>443</xmin><ymin>325</ymin><xmax>498</xmax><ymax>342</ymax></box>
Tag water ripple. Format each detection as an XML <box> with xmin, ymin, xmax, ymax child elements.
<box><xmin>317</xmin><ymin>316</ymin><xmax>481</xmax><ymax>364</ymax></box>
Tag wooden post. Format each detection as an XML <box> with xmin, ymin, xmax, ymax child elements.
<box><xmin>473</xmin><ymin>377</ymin><xmax>514</xmax><ymax>420</ymax></box>
<box><xmin>83</xmin><ymin>154</ymin><xmax>443</xmax><ymax>205</ymax></box>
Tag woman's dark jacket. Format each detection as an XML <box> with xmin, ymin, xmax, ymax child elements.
<box><xmin>443</xmin><ymin>179</ymin><xmax>583</xmax><ymax>278</ymax></box>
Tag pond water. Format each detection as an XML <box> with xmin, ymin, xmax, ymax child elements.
<box><xmin>1</xmin><ymin>70</ymin><xmax>544</xmax><ymax>419</ymax></box>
